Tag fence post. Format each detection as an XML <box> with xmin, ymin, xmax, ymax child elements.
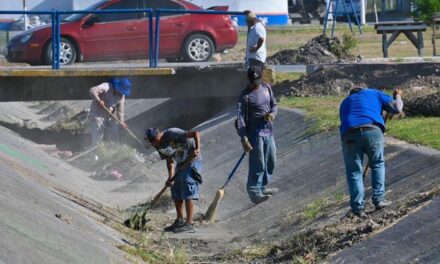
<box><xmin>51</xmin><ymin>11</ymin><xmax>56</xmax><ymax>69</ymax></box>
<box><xmin>154</xmin><ymin>10</ymin><xmax>160</xmax><ymax>67</ymax></box>
<box><xmin>149</xmin><ymin>11</ymin><xmax>153</xmax><ymax>68</ymax></box>
<box><xmin>55</xmin><ymin>11</ymin><xmax>60</xmax><ymax>69</ymax></box>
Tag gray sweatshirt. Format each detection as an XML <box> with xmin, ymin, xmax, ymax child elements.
<box><xmin>89</xmin><ymin>82</ymin><xmax>125</xmax><ymax>122</ymax></box>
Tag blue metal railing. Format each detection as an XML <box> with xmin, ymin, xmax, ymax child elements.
<box><xmin>1</xmin><ymin>9</ymin><xmax>153</xmax><ymax>69</ymax></box>
<box><xmin>0</xmin><ymin>10</ymin><xmax>57</xmax><ymax>69</ymax></box>
<box><xmin>54</xmin><ymin>9</ymin><xmax>154</xmax><ymax>69</ymax></box>
<box><xmin>2</xmin><ymin>8</ymin><xmax>243</xmax><ymax>69</ymax></box>
<box><xmin>154</xmin><ymin>9</ymin><xmax>245</xmax><ymax>67</ymax></box>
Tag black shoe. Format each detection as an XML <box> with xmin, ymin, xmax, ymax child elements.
<box><xmin>172</xmin><ymin>223</ymin><xmax>196</xmax><ymax>233</ymax></box>
<box><xmin>164</xmin><ymin>218</ymin><xmax>184</xmax><ymax>232</ymax></box>
<box><xmin>262</xmin><ymin>187</ymin><xmax>279</xmax><ymax>195</ymax></box>
<box><xmin>353</xmin><ymin>210</ymin><xmax>368</xmax><ymax>219</ymax></box>
<box><xmin>252</xmin><ymin>194</ymin><xmax>270</xmax><ymax>204</ymax></box>
<box><xmin>374</xmin><ymin>200</ymin><xmax>392</xmax><ymax>210</ymax></box>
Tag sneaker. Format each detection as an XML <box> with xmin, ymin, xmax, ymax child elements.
<box><xmin>374</xmin><ymin>200</ymin><xmax>392</xmax><ymax>210</ymax></box>
<box><xmin>172</xmin><ymin>223</ymin><xmax>196</xmax><ymax>233</ymax></box>
<box><xmin>353</xmin><ymin>210</ymin><xmax>368</xmax><ymax>219</ymax></box>
<box><xmin>252</xmin><ymin>194</ymin><xmax>270</xmax><ymax>204</ymax></box>
<box><xmin>164</xmin><ymin>218</ymin><xmax>184</xmax><ymax>232</ymax></box>
<box><xmin>262</xmin><ymin>187</ymin><xmax>279</xmax><ymax>195</ymax></box>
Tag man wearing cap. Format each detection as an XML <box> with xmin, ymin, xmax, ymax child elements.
<box><xmin>245</xmin><ymin>10</ymin><xmax>267</xmax><ymax>70</ymax></box>
<box><xmin>237</xmin><ymin>66</ymin><xmax>277</xmax><ymax>204</ymax></box>
<box><xmin>145</xmin><ymin>127</ymin><xmax>202</xmax><ymax>233</ymax></box>
<box><xmin>339</xmin><ymin>87</ymin><xmax>403</xmax><ymax>218</ymax></box>
<box><xmin>88</xmin><ymin>77</ymin><xmax>131</xmax><ymax>145</ymax></box>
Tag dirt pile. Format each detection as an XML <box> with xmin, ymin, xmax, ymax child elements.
<box><xmin>267</xmin><ymin>34</ymin><xmax>356</xmax><ymax>65</ymax></box>
<box><xmin>274</xmin><ymin>63</ymin><xmax>440</xmax><ymax>116</ymax></box>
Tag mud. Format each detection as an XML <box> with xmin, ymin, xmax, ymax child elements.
<box><xmin>274</xmin><ymin>63</ymin><xmax>440</xmax><ymax>116</ymax></box>
<box><xmin>267</xmin><ymin>34</ymin><xmax>357</xmax><ymax>65</ymax></box>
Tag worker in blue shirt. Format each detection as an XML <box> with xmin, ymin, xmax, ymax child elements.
<box><xmin>339</xmin><ymin>87</ymin><xmax>403</xmax><ymax>218</ymax></box>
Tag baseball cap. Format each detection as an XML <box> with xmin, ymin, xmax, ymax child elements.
<box><xmin>247</xmin><ymin>66</ymin><xmax>262</xmax><ymax>84</ymax></box>
<box><xmin>145</xmin><ymin>128</ymin><xmax>159</xmax><ymax>141</ymax></box>
<box><xmin>245</xmin><ymin>11</ymin><xmax>257</xmax><ymax>21</ymax></box>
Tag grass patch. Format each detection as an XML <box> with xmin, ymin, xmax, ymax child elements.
<box><xmin>387</xmin><ymin>116</ymin><xmax>440</xmax><ymax>150</ymax></box>
<box><xmin>303</xmin><ymin>199</ymin><xmax>328</xmax><ymax>221</ymax></box>
<box><xmin>274</xmin><ymin>72</ymin><xmax>304</xmax><ymax>84</ymax></box>
<box><xmin>117</xmin><ymin>234</ymin><xmax>189</xmax><ymax>264</ymax></box>
<box><xmin>223</xmin><ymin>244</ymin><xmax>271</xmax><ymax>262</ymax></box>
<box><xmin>279</xmin><ymin>96</ymin><xmax>343</xmax><ymax>133</ymax></box>
<box><xmin>96</xmin><ymin>143</ymin><xmax>133</xmax><ymax>163</ymax></box>
<box><xmin>280</xmin><ymin>95</ymin><xmax>440</xmax><ymax>150</ymax></box>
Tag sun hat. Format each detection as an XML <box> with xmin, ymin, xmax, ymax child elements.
<box><xmin>110</xmin><ymin>77</ymin><xmax>132</xmax><ymax>96</ymax></box>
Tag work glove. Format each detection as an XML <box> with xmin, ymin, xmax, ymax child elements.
<box><xmin>264</xmin><ymin>113</ymin><xmax>275</xmax><ymax>121</ymax></box>
<box><xmin>241</xmin><ymin>136</ymin><xmax>253</xmax><ymax>153</ymax></box>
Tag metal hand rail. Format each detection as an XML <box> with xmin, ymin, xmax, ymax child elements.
<box><xmin>154</xmin><ymin>9</ymin><xmax>245</xmax><ymax>67</ymax></box>
<box><xmin>0</xmin><ymin>10</ymin><xmax>57</xmax><ymax>69</ymax></box>
<box><xmin>1</xmin><ymin>9</ymin><xmax>154</xmax><ymax>69</ymax></box>
<box><xmin>54</xmin><ymin>8</ymin><xmax>154</xmax><ymax>69</ymax></box>
<box><xmin>2</xmin><ymin>8</ymin><xmax>245</xmax><ymax>69</ymax></box>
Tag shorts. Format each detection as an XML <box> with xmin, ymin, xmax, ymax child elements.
<box><xmin>171</xmin><ymin>158</ymin><xmax>201</xmax><ymax>201</ymax></box>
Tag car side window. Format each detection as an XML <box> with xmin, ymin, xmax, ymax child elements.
<box><xmin>100</xmin><ymin>0</ymin><xmax>140</xmax><ymax>22</ymax></box>
<box><xmin>144</xmin><ymin>0</ymin><xmax>183</xmax><ymax>17</ymax></box>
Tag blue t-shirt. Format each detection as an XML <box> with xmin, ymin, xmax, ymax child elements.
<box><xmin>339</xmin><ymin>89</ymin><xmax>393</xmax><ymax>136</ymax></box>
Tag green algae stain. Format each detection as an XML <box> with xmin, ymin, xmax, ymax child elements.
<box><xmin>0</xmin><ymin>144</ymin><xmax>48</xmax><ymax>171</ymax></box>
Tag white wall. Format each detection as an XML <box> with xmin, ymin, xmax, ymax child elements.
<box><xmin>0</xmin><ymin>0</ymin><xmax>100</xmax><ymax>19</ymax></box>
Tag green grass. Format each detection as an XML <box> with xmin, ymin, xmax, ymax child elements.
<box><xmin>279</xmin><ymin>95</ymin><xmax>440</xmax><ymax>150</ymax></box>
<box><xmin>387</xmin><ymin>116</ymin><xmax>440</xmax><ymax>150</ymax></box>
<box><xmin>275</xmin><ymin>72</ymin><xmax>304</xmax><ymax>84</ymax></box>
<box><xmin>118</xmin><ymin>245</ymin><xmax>164</xmax><ymax>263</ymax></box>
<box><xmin>279</xmin><ymin>96</ymin><xmax>343</xmax><ymax>133</ymax></box>
<box><xmin>303</xmin><ymin>199</ymin><xmax>328</xmax><ymax>221</ymax></box>
<box><xmin>223</xmin><ymin>244</ymin><xmax>271</xmax><ymax>262</ymax></box>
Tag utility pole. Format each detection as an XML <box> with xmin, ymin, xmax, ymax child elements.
<box><xmin>360</xmin><ymin>0</ymin><xmax>366</xmax><ymax>25</ymax></box>
<box><xmin>23</xmin><ymin>0</ymin><xmax>29</xmax><ymax>30</ymax></box>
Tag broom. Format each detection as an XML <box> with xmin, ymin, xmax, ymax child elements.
<box><xmin>124</xmin><ymin>154</ymin><xmax>196</xmax><ymax>228</ymax></box>
<box><xmin>203</xmin><ymin>152</ymin><xmax>247</xmax><ymax>222</ymax></box>
<box><xmin>102</xmin><ymin>105</ymin><xmax>146</xmax><ymax>149</ymax></box>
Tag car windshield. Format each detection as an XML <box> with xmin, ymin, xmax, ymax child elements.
<box><xmin>62</xmin><ymin>0</ymin><xmax>108</xmax><ymax>22</ymax></box>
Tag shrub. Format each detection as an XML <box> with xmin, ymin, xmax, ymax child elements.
<box><xmin>412</xmin><ymin>0</ymin><xmax>440</xmax><ymax>24</ymax></box>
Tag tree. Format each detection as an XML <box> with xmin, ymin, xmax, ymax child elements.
<box><xmin>412</xmin><ymin>0</ymin><xmax>440</xmax><ymax>24</ymax></box>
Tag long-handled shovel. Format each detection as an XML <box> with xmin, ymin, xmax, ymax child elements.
<box><xmin>102</xmin><ymin>105</ymin><xmax>145</xmax><ymax>149</ymax></box>
<box><xmin>203</xmin><ymin>152</ymin><xmax>247</xmax><ymax>222</ymax></box>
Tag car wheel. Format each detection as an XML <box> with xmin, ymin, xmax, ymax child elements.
<box><xmin>183</xmin><ymin>34</ymin><xmax>214</xmax><ymax>62</ymax></box>
<box><xmin>43</xmin><ymin>38</ymin><xmax>77</xmax><ymax>65</ymax></box>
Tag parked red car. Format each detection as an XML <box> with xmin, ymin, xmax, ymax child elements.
<box><xmin>6</xmin><ymin>0</ymin><xmax>238</xmax><ymax>65</ymax></box>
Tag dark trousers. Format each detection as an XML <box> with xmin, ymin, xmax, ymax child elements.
<box><xmin>248</xmin><ymin>58</ymin><xmax>265</xmax><ymax>71</ymax></box>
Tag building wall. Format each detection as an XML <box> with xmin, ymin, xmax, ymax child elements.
<box><xmin>0</xmin><ymin>0</ymin><xmax>100</xmax><ymax>19</ymax></box>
